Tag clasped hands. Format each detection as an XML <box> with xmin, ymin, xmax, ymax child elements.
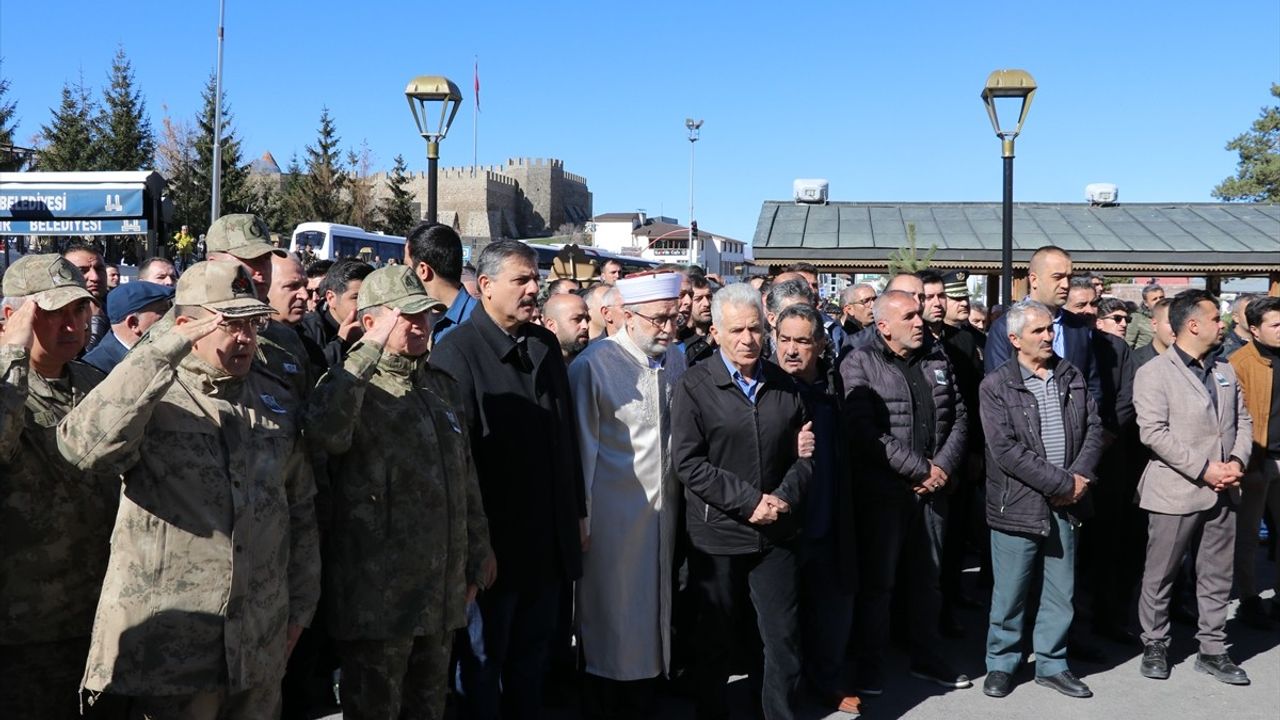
<box><xmin>1049</xmin><ymin>474</ymin><xmax>1091</xmax><ymax>507</ymax></box>
<box><xmin>1203</xmin><ymin>460</ymin><xmax>1244</xmax><ymax>493</ymax></box>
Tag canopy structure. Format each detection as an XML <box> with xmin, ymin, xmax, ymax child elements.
<box><xmin>0</xmin><ymin>171</ymin><xmax>169</xmax><ymax>263</ymax></box>
<box><xmin>752</xmin><ymin>201</ymin><xmax>1280</xmax><ymax>296</ymax></box>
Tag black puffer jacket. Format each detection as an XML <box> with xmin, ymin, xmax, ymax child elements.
<box><xmin>672</xmin><ymin>355</ymin><xmax>811</xmax><ymax>555</ymax></box>
<box><xmin>979</xmin><ymin>357</ymin><xmax>1105</xmax><ymax>535</ymax></box>
<box><xmin>840</xmin><ymin>333</ymin><xmax>968</xmax><ymax>493</ymax></box>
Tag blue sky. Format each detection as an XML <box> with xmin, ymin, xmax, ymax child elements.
<box><xmin>2</xmin><ymin>1</ymin><xmax>1277</xmax><ymax>245</ymax></box>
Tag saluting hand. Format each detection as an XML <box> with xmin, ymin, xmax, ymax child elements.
<box><xmin>172</xmin><ymin>311</ymin><xmax>226</xmax><ymax>344</ymax></box>
<box><xmin>361</xmin><ymin>308</ymin><xmax>401</xmax><ymax>349</ymax></box>
<box><xmin>1</xmin><ymin>300</ymin><xmax>37</xmax><ymax>351</ymax></box>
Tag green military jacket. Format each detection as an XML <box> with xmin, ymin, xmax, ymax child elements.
<box><xmin>57</xmin><ymin>331</ymin><xmax>320</xmax><ymax>695</ymax></box>
<box><xmin>305</xmin><ymin>340</ymin><xmax>492</xmax><ymax>641</ymax></box>
<box><xmin>1126</xmin><ymin>307</ymin><xmax>1155</xmax><ymax>349</ymax></box>
<box><xmin>0</xmin><ymin>347</ymin><xmax>117</xmax><ymax>645</ymax></box>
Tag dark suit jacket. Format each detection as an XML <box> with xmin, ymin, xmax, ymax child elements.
<box><xmin>985</xmin><ymin>307</ymin><xmax>1103</xmax><ymax>403</ymax></box>
<box><xmin>1091</xmin><ymin>331</ymin><xmax>1136</xmax><ymax>437</ymax></box>
<box><xmin>80</xmin><ymin>332</ymin><xmax>128</xmax><ymax>375</ymax></box>
<box><xmin>430</xmin><ymin>305</ymin><xmax>586</xmax><ymax>588</ymax></box>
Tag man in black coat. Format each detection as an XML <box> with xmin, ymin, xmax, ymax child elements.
<box><xmin>979</xmin><ymin>299</ymin><xmax>1104</xmax><ymax>699</ymax></box>
<box><xmin>672</xmin><ymin>283</ymin><xmax>812</xmax><ymax>720</ymax></box>
<box><xmin>841</xmin><ymin>289</ymin><xmax>971</xmax><ymax>696</ymax></box>
<box><xmin>296</xmin><ymin>258</ymin><xmax>374</xmax><ymax>370</ymax></box>
<box><xmin>430</xmin><ymin>240</ymin><xmax>586</xmax><ymax>720</ymax></box>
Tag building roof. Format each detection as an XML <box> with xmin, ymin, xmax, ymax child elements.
<box><xmin>752</xmin><ymin>201</ymin><xmax>1280</xmax><ymax>273</ymax></box>
<box><xmin>248</xmin><ymin>152</ymin><xmax>282</xmax><ymax>175</ymax></box>
<box><xmin>592</xmin><ymin>212</ymin><xmax>640</xmax><ymax>222</ymax></box>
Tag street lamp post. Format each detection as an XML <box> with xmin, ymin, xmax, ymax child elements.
<box><xmin>685</xmin><ymin>118</ymin><xmax>703</xmax><ymax>267</ymax></box>
<box><xmin>981</xmin><ymin>69</ymin><xmax>1036</xmax><ymax>306</ymax></box>
<box><xmin>405</xmin><ymin>76</ymin><xmax>463</xmax><ymax>224</ymax></box>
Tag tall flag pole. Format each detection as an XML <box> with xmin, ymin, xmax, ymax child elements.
<box><xmin>211</xmin><ymin>0</ymin><xmax>227</xmax><ymax>225</ymax></box>
<box><xmin>472</xmin><ymin>58</ymin><xmax>480</xmax><ymax>175</ymax></box>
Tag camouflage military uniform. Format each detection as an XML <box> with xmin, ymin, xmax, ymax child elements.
<box><xmin>56</xmin><ymin>265</ymin><xmax>321</xmax><ymax>717</ymax></box>
<box><xmin>0</xmin><ymin>347</ymin><xmax>121</xmax><ymax>718</ymax></box>
<box><xmin>0</xmin><ymin>254</ymin><xmax>123</xmax><ymax>719</ymax></box>
<box><xmin>304</xmin><ymin>267</ymin><xmax>491</xmax><ymax>720</ymax></box>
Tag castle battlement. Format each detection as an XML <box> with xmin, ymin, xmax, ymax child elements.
<box><xmin>562</xmin><ymin>171</ymin><xmax>588</xmax><ymax>186</ymax></box>
<box><xmin>507</xmin><ymin>157</ymin><xmax>564</xmax><ymax>169</ymax></box>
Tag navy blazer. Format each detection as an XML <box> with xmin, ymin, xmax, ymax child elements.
<box><xmin>80</xmin><ymin>332</ymin><xmax>128</xmax><ymax>375</ymax></box>
<box><xmin>984</xmin><ymin>308</ymin><xmax>1103</xmax><ymax>403</ymax></box>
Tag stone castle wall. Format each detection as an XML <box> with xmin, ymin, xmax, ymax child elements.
<box><xmin>367</xmin><ymin>157</ymin><xmax>591</xmax><ymax>242</ymax></box>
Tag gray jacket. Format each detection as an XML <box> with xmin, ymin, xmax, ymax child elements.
<box><xmin>840</xmin><ymin>333</ymin><xmax>967</xmax><ymax>494</ymax></box>
<box><xmin>979</xmin><ymin>357</ymin><xmax>1104</xmax><ymax>535</ymax></box>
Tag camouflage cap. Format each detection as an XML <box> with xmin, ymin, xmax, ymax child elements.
<box><xmin>175</xmin><ymin>260</ymin><xmax>275</xmax><ymax>318</ymax></box>
<box><xmin>1</xmin><ymin>253</ymin><xmax>97</xmax><ymax>310</ymax></box>
<box><xmin>205</xmin><ymin>214</ymin><xmax>287</xmax><ymax>259</ymax></box>
<box><xmin>357</xmin><ymin>265</ymin><xmax>447</xmax><ymax>314</ymax></box>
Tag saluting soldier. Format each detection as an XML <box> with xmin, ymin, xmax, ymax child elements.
<box><xmin>57</xmin><ymin>260</ymin><xmax>321</xmax><ymax>718</ymax></box>
<box><xmin>305</xmin><ymin>265</ymin><xmax>494</xmax><ymax>719</ymax></box>
<box><xmin>0</xmin><ymin>255</ymin><xmax>124</xmax><ymax>719</ymax></box>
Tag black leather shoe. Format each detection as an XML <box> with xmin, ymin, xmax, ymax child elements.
<box><xmin>1034</xmin><ymin>670</ymin><xmax>1092</xmax><ymax>698</ymax></box>
<box><xmin>1140</xmin><ymin>641</ymin><xmax>1169</xmax><ymax>680</ymax></box>
<box><xmin>1194</xmin><ymin>653</ymin><xmax>1250</xmax><ymax>685</ymax></box>
<box><xmin>983</xmin><ymin>671</ymin><xmax>1013</xmax><ymax>698</ymax></box>
<box><xmin>909</xmin><ymin>658</ymin><xmax>973</xmax><ymax>689</ymax></box>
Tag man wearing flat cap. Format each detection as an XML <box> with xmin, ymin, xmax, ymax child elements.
<box><xmin>81</xmin><ymin>281</ymin><xmax>174</xmax><ymax>375</ymax></box>
<box><xmin>58</xmin><ymin>260</ymin><xmax>321</xmax><ymax>719</ymax></box>
<box><xmin>568</xmin><ymin>272</ymin><xmax>687</xmax><ymax>716</ymax></box>
<box><xmin>305</xmin><ymin>266</ymin><xmax>494</xmax><ymax>720</ymax></box>
<box><xmin>0</xmin><ymin>254</ymin><xmax>125</xmax><ymax>719</ymax></box>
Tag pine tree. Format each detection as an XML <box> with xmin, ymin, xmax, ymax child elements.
<box><xmin>192</xmin><ymin>72</ymin><xmax>250</xmax><ymax>234</ymax></box>
<box><xmin>1213</xmin><ymin>83</ymin><xmax>1280</xmax><ymax>203</ymax></box>
<box><xmin>95</xmin><ymin>47</ymin><xmax>155</xmax><ymax>171</ymax></box>
<box><xmin>0</xmin><ymin>60</ymin><xmax>24</xmax><ymax>171</ymax></box>
<box><xmin>887</xmin><ymin>223</ymin><xmax>937</xmax><ymax>274</ymax></box>
<box><xmin>378</xmin><ymin>154</ymin><xmax>418</xmax><ymax>236</ymax></box>
<box><xmin>279</xmin><ymin>153</ymin><xmax>310</xmax><ymax>232</ymax></box>
<box><xmin>37</xmin><ymin>75</ymin><xmax>99</xmax><ymax>171</ymax></box>
<box><xmin>299</xmin><ymin>108</ymin><xmax>348</xmax><ymax>223</ymax></box>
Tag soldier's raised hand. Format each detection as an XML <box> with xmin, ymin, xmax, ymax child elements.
<box><xmin>1</xmin><ymin>300</ymin><xmax>37</xmax><ymax>351</ymax></box>
<box><xmin>361</xmin><ymin>308</ymin><xmax>401</xmax><ymax>349</ymax></box>
<box><xmin>172</xmin><ymin>311</ymin><xmax>226</xmax><ymax>344</ymax></box>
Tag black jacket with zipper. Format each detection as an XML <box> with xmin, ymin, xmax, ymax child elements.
<box><xmin>672</xmin><ymin>353</ymin><xmax>811</xmax><ymax>555</ymax></box>
<box><xmin>979</xmin><ymin>356</ymin><xmax>1105</xmax><ymax>535</ymax></box>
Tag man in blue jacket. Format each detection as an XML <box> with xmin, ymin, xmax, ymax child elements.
<box><xmin>979</xmin><ymin>299</ymin><xmax>1105</xmax><ymax>699</ymax></box>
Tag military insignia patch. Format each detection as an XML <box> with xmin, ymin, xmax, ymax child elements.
<box><xmin>283</xmin><ymin>362</ymin><xmax>299</xmax><ymax>375</ymax></box>
<box><xmin>260</xmin><ymin>394</ymin><xmax>288</xmax><ymax>414</ymax></box>
<box><xmin>403</xmin><ymin>273</ymin><xmax>419</xmax><ymax>290</ymax></box>
<box><xmin>231</xmin><ymin>272</ymin><xmax>254</xmax><ymax>296</ymax></box>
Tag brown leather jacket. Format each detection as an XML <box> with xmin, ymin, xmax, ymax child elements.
<box><xmin>1229</xmin><ymin>340</ymin><xmax>1273</xmax><ymax>466</ymax></box>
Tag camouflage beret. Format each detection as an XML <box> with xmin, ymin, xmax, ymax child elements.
<box><xmin>358</xmin><ymin>266</ymin><xmax>446</xmax><ymax>315</ymax></box>
<box><xmin>1</xmin><ymin>253</ymin><xmax>96</xmax><ymax>310</ymax></box>
<box><xmin>175</xmin><ymin>261</ymin><xmax>274</xmax><ymax>318</ymax></box>
<box><xmin>205</xmin><ymin>214</ymin><xmax>287</xmax><ymax>260</ymax></box>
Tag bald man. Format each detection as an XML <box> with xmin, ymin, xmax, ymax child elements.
<box><xmin>983</xmin><ymin>246</ymin><xmax>1101</xmax><ymax>403</ymax></box>
<box><xmin>543</xmin><ymin>293</ymin><xmax>592</xmax><ymax>364</ymax></box>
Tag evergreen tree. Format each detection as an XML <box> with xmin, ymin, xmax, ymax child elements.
<box><xmin>279</xmin><ymin>153</ymin><xmax>310</xmax><ymax>233</ymax></box>
<box><xmin>1213</xmin><ymin>83</ymin><xmax>1280</xmax><ymax>203</ymax></box>
<box><xmin>37</xmin><ymin>75</ymin><xmax>99</xmax><ymax>171</ymax></box>
<box><xmin>378</xmin><ymin>154</ymin><xmax>418</xmax><ymax>236</ymax></box>
<box><xmin>95</xmin><ymin>47</ymin><xmax>155</xmax><ymax>171</ymax></box>
<box><xmin>299</xmin><ymin>108</ymin><xmax>348</xmax><ymax>223</ymax></box>
<box><xmin>192</xmin><ymin>72</ymin><xmax>250</xmax><ymax>234</ymax></box>
<box><xmin>0</xmin><ymin>60</ymin><xmax>24</xmax><ymax>171</ymax></box>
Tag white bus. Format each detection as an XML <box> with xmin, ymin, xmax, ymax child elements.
<box><xmin>291</xmin><ymin>222</ymin><xmax>406</xmax><ymax>264</ymax></box>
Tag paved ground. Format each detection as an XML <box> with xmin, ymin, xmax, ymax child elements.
<box><xmin>319</xmin><ymin>565</ymin><xmax>1279</xmax><ymax>720</ymax></box>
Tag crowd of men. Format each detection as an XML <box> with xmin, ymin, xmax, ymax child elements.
<box><xmin>1</xmin><ymin>215</ymin><xmax>1277</xmax><ymax>720</ymax></box>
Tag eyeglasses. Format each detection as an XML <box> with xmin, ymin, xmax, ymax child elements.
<box><xmin>851</xmin><ymin>296</ymin><xmax>877</xmax><ymax>306</ymax></box>
<box><xmin>630</xmin><ymin>309</ymin><xmax>679</xmax><ymax>329</ymax></box>
<box><xmin>217</xmin><ymin>316</ymin><xmax>270</xmax><ymax>337</ymax></box>
<box><xmin>1102</xmin><ymin>314</ymin><xmax>1130</xmax><ymax>324</ymax></box>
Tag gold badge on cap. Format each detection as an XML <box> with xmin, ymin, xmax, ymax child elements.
<box><xmin>403</xmin><ymin>273</ymin><xmax>418</xmax><ymax>291</ymax></box>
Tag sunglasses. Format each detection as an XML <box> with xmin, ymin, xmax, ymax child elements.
<box><xmin>1102</xmin><ymin>314</ymin><xmax>1129</xmax><ymax>324</ymax></box>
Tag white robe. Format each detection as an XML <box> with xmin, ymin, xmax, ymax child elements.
<box><xmin>569</xmin><ymin>329</ymin><xmax>686</xmax><ymax>681</ymax></box>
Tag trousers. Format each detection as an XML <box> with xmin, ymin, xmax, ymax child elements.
<box><xmin>986</xmin><ymin>512</ymin><xmax>1076</xmax><ymax>677</ymax></box>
